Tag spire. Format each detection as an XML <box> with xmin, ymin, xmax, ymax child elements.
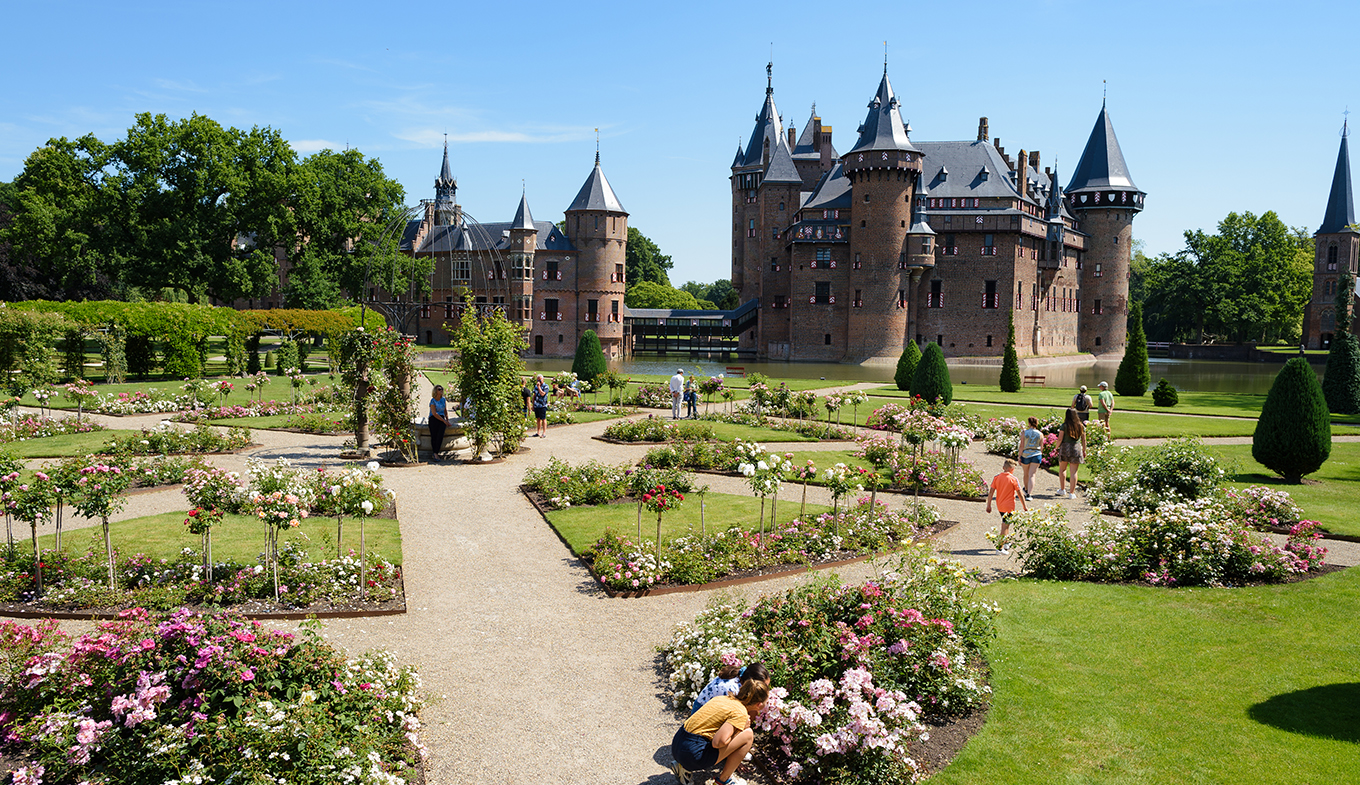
<box><xmin>436</xmin><ymin>138</ymin><xmax>454</xmax><ymax>187</ymax></box>
<box><xmin>1319</xmin><ymin>122</ymin><xmax>1357</xmax><ymax>234</ymax></box>
<box><xmin>1047</xmin><ymin>163</ymin><xmax>1064</xmax><ymax>219</ymax></box>
<box><xmin>846</xmin><ymin>70</ymin><xmax>919</xmax><ymax>155</ymax></box>
<box><xmin>433</xmin><ymin>139</ymin><xmax>457</xmax><ymax>224</ymax></box>
<box><xmin>738</xmin><ymin>66</ymin><xmax>786</xmax><ymax>169</ymax></box>
<box><xmin>730</xmin><ymin>143</ymin><xmax>745</xmax><ymax>170</ymax></box>
<box><xmin>1066</xmin><ymin>104</ymin><xmax>1140</xmax><ymax>194</ymax></box>
<box><xmin>567</xmin><ymin>157</ymin><xmax>627</xmax><ymax>214</ymax></box>
<box><xmin>766</xmin><ymin>60</ymin><xmax>773</xmax><ymax>97</ymax></box>
<box><xmin>511</xmin><ymin>191</ymin><xmax>535</xmax><ymax>231</ymax></box>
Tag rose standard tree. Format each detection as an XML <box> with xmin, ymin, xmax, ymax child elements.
<box><xmin>71</xmin><ymin>462</ymin><xmax>131</xmax><ymax>589</ymax></box>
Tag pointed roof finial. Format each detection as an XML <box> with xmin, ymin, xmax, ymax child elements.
<box><xmin>1344</xmin><ymin>108</ymin><xmax>1351</xmax><ymax>138</ymax></box>
<box><xmin>884</xmin><ymin>41</ymin><xmax>889</xmax><ymax>74</ymax></box>
<box><xmin>594</xmin><ymin>128</ymin><xmax>600</xmax><ymax>164</ymax></box>
<box><xmin>1102</xmin><ymin>80</ymin><xmax>1107</xmax><ymax>107</ymax></box>
<box><xmin>766</xmin><ymin>56</ymin><xmax>773</xmax><ymax>96</ymax></box>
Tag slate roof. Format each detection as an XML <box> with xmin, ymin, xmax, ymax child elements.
<box><xmin>738</xmin><ymin>84</ymin><xmax>787</xmax><ymax>170</ymax></box>
<box><xmin>801</xmin><ymin>163</ymin><xmax>853</xmax><ymax>211</ymax></box>
<box><xmin>1066</xmin><ymin>105</ymin><xmax>1140</xmax><ymax>193</ymax></box>
<box><xmin>437</xmin><ymin>143</ymin><xmax>455</xmax><ymax>187</ymax></box>
<box><xmin>566</xmin><ymin>158</ymin><xmax>627</xmax><ymax>214</ymax></box>
<box><xmin>731</xmin><ymin>144</ymin><xmax>745</xmax><ymax>169</ymax></box>
<box><xmin>511</xmin><ymin>193</ymin><xmax>535</xmax><ymax>231</ymax></box>
<box><xmin>846</xmin><ymin>71</ymin><xmax>920</xmax><ymax>156</ymax></box>
<box><xmin>914</xmin><ymin>140</ymin><xmax>1051</xmax><ymax>203</ymax></box>
<box><xmin>763</xmin><ymin>140</ymin><xmax>803</xmax><ymax>184</ymax></box>
<box><xmin>404</xmin><ymin>220</ymin><xmax>573</xmax><ymax>253</ymax></box>
<box><xmin>1319</xmin><ymin>126</ymin><xmax>1357</xmax><ymax>234</ymax></box>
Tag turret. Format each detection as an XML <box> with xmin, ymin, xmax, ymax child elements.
<box><xmin>1067</xmin><ymin>102</ymin><xmax>1144</xmax><ymax>356</ymax></box>
<box><xmin>434</xmin><ymin>141</ymin><xmax>458</xmax><ymax>226</ymax></box>
<box><xmin>843</xmin><ymin>68</ymin><xmax>923</xmax><ymax>360</ymax></box>
<box><xmin>565</xmin><ymin>153</ymin><xmax>628</xmax><ymax>351</ymax></box>
<box><xmin>730</xmin><ymin>62</ymin><xmax>788</xmax><ymax>351</ymax></box>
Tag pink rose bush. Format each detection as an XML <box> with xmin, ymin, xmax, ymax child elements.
<box><xmin>664</xmin><ymin>546</ymin><xmax>995</xmax><ymax>783</ymax></box>
<box><xmin>0</xmin><ymin>610</ymin><xmax>424</xmax><ymax>783</ymax></box>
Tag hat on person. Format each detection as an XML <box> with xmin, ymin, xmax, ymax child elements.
<box><xmin>1099</xmin><ymin>381</ymin><xmax>1108</xmax><ymax>388</ymax></box>
<box><xmin>677</xmin><ymin>368</ymin><xmax>685</xmax><ymax>374</ymax></box>
<box><xmin>1079</xmin><ymin>385</ymin><xmax>1088</xmax><ymax>392</ymax></box>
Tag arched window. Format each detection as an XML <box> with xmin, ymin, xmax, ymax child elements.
<box><xmin>1321</xmin><ymin>308</ymin><xmax>1336</xmax><ymax>331</ymax></box>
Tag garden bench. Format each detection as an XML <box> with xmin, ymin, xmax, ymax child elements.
<box><xmin>725</xmin><ymin>366</ymin><xmax>745</xmax><ymax>377</ymax></box>
<box><xmin>1023</xmin><ymin>375</ymin><xmax>1046</xmax><ymax>387</ymax></box>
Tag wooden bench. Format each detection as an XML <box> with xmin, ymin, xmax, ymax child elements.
<box><xmin>724</xmin><ymin>366</ymin><xmax>746</xmax><ymax>378</ymax></box>
<box><xmin>1023</xmin><ymin>375</ymin><xmax>1046</xmax><ymax>387</ymax></box>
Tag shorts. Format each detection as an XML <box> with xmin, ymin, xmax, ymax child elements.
<box><xmin>1020</xmin><ymin>455</ymin><xmax>1041</xmax><ymax>465</ymax></box>
<box><xmin>1000</xmin><ymin>511</ymin><xmax>1015</xmax><ymax>524</ymax></box>
<box><xmin>533</xmin><ymin>406</ymin><xmax>548</xmax><ymax>422</ymax></box>
<box><xmin>671</xmin><ymin>726</ymin><xmax>719</xmax><ymax>770</ymax></box>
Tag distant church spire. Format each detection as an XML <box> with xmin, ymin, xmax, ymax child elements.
<box><xmin>1319</xmin><ymin>118</ymin><xmax>1357</xmax><ymax>234</ymax></box>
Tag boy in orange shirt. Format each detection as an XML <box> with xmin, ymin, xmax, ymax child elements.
<box><xmin>986</xmin><ymin>459</ymin><xmax>1028</xmax><ymax>554</ymax></box>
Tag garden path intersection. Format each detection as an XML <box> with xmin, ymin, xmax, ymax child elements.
<box><xmin>10</xmin><ymin>392</ymin><xmax>1359</xmax><ymax>785</ymax></box>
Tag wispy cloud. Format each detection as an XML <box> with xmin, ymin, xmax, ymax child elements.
<box><xmin>395</xmin><ymin>127</ymin><xmax>598</xmax><ymax>146</ymax></box>
<box><xmin>292</xmin><ymin>139</ymin><xmax>346</xmax><ymax>154</ymax></box>
<box><xmin>152</xmin><ymin>78</ymin><xmax>208</xmax><ymax>93</ymax></box>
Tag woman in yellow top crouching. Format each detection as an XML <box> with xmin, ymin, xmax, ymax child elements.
<box><xmin>669</xmin><ymin>680</ymin><xmax>768</xmax><ymax>785</ymax></box>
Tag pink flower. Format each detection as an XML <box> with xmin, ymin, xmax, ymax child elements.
<box><xmin>241</xmin><ymin>668</ymin><xmax>255</xmax><ymax>682</ymax></box>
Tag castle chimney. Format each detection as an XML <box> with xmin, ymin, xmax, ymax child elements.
<box><xmin>977</xmin><ymin>117</ymin><xmax>989</xmax><ymax>142</ymax></box>
<box><xmin>1016</xmin><ymin>149</ymin><xmax>1028</xmax><ymax>200</ymax></box>
<box><xmin>994</xmin><ymin>138</ymin><xmax>1002</xmax><ymax>152</ymax></box>
<box><xmin>1029</xmin><ymin>150</ymin><xmax>1040</xmax><ymax>169</ymax></box>
<box><xmin>813</xmin><ymin>116</ymin><xmax>822</xmax><ymax>152</ymax></box>
<box><xmin>788</xmin><ymin>128</ymin><xmax>796</xmax><ymax>148</ymax></box>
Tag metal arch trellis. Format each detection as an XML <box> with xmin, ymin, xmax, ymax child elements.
<box><xmin>359</xmin><ymin>204</ymin><xmax>427</xmax><ymax>336</ymax></box>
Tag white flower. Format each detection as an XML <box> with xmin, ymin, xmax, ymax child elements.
<box><xmin>367</xmin><ymin>462</ymin><xmax>379</xmax><ymax>471</ymax></box>
<box><xmin>360</xmin><ymin>500</ymin><xmax>374</xmax><ymax>514</ymax></box>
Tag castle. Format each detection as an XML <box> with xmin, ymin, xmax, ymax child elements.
<box><xmin>397</xmin><ymin>146</ymin><xmax>629</xmax><ymax>358</ymax></box>
<box><xmin>731</xmin><ymin>65</ymin><xmax>1145</xmax><ymax>362</ymax></box>
<box><xmin>1302</xmin><ymin>123</ymin><xmax>1360</xmax><ymax>349</ymax></box>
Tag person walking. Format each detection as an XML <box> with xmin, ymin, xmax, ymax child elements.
<box><xmin>670</xmin><ymin>368</ymin><xmax>685</xmax><ymax>420</ymax></box>
<box><xmin>1072</xmin><ymin>385</ymin><xmax>1093</xmax><ymax>423</ymax></box>
<box><xmin>986</xmin><ymin>459</ymin><xmax>1028</xmax><ymax>554</ymax></box>
<box><xmin>684</xmin><ymin>375</ymin><xmax>699</xmax><ymax>419</ymax></box>
<box><xmin>1056</xmin><ymin>407</ymin><xmax>1086</xmax><ymax>499</ymax></box>
<box><xmin>428</xmin><ymin>385</ymin><xmax>450</xmax><ymax>462</ymax></box>
<box><xmin>531</xmin><ymin>374</ymin><xmax>549</xmax><ymax>438</ymax></box>
<box><xmin>1016</xmin><ymin>416</ymin><xmax>1044</xmax><ymax>499</ymax></box>
<box><xmin>1097</xmin><ymin>381</ymin><xmax>1114</xmax><ymax>434</ymax></box>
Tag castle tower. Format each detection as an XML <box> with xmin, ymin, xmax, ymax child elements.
<box><xmin>731</xmin><ymin>63</ymin><xmax>787</xmax><ymax>352</ymax></box>
<box><xmin>843</xmin><ymin>69</ymin><xmax>923</xmax><ymax>361</ymax></box>
<box><xmin>564</xmin><ymin>153</ymin><xmax>628</xmax><ymax>357</ymax></box>
<box><xmin>1068</xmin><ymin>102</ymin><xmax>1145</xmax><ymax>356</ymax></box>
<box><xmin>434</xmin><ymin>141</ymin><xmax>458</xmax><ymax>226</ymax></box>
<box><xmin>1305</xmin><ymin>122</ymin><xmax>1360</xmax><ymax>348</ymax></box>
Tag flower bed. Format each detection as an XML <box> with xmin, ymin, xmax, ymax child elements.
<box><xmin>104</xmin><ymin>423</ymin><xmax>254</xmax><ymax>456</ymax></box>
<box><xmin>1084</xmin><ymin>436</ymin><xmax>1224</xmax><ymax>513</ymax></box>
<box><xmin>172</xmin><ymin>400</ymin><xmax>340</xmax><ymax>423</ymax></box>
<box><xmin>630</xmin><ymin>383</ymin><xmax>675</xmax><ymax>409</ymax></box>
<box><xmin>699</xmin><ymin>410</ymin><xmax>856</xmax><ymax>440</ymax></box>
<box><xmin>1005</xmin><ymin>501</ymin><xmax>1328</xmax><ymax>586</ymax></box>
<box><xmin>0</xmin><ymin>415</ymin><xmax>107</xmax><ymax>443</ymax></box>
<box><xmin>600</xmin><ymin>418</ymin><xmax>716</xmax><ymax>443</ymax></box>
<box><xmin>580</xmin><ymin>499</ymin><xmax>941</xmax><ymax>592</ymax></box>
<box><xmin>93</xmin><ymin>389</ymin><xmax>189</xmax><ymax>415</ymax></box>
<box><xmin>663</xmin><ymin>547</ymin><xmax>995</xmax><ymax>784</ymax></box>
<box><xmin>521</xmin><ymin>457</ymin><xmax>694</xmax><ymax>510</ymax></box>
<box><xmin>0</xmin><ymin>609</ymin><xmax>424</xmax><ymax>783</ymax></box>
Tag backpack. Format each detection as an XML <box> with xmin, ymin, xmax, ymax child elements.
<box><xmin>1073</xmin><ymin>393</ymin><xmax>1091</xmax><ymax>412</ymax></box>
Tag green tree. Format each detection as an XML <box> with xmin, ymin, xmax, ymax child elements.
<box><xmin>453</xmin><ymin>302</ymin><xmax>527</xmax><ymax>457</ymax></box>
<box><xmin>1127</xmin><ymin>238</ymin><xmax>1151</xmax><ymax>305</ymax></box>
<box><xmin>624</xmin><ymin>280</ymin><xmax>702</xmax><ymax>310</ymax></box>
<box><xmin>677</xmin><ymin>282</ymin><xmax>718</xmax><ymax>309</ymax></box>
<box><xmin>1115</xmin><ymin>302</ymin><xmax>1151</xmax><ymax>396</ymax></box>
<box><xmin>571</xmin><ymin>329</ymin><xmax>607</xmax><ymax>385</ymax></box>
<box><xmin>1253</xmin><ymin>357</ymin><xmax>1331</xmax><ymax>483</ymax></box>
<box><xmin>894</xmin><ymin>341</ymin><xmax>920</xmax><ymax>391</ymax></box>
<box><xmin>911</xmin><ymin>342</ymin><xmax>952</xmax><ymax>404</ymax></box>
<box><xmin>999</xmin><ymin>310</ymin><xmax>1021</xmax><ymax>392</ymax></box>
<box><xmin>625</xmin><ymin>227</ymin><xmax>672</xmax><ymax>287</ymax></box>
<box><xmin>1322</xmin><ymin>269</ymin><xmax>1360</xmax><ymax>414</ymax></box>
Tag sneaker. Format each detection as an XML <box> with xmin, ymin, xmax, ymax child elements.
<box><xmin>1000</xmin><ymin>546</ymin><xmax>1011</xmax><ymax>555</ymax></box>
<box><xmin>1069</xmin><ymin>492</ymin><xmax>1077</xmax><ymax>500</ymax></box>
<box><xmin>709</xmin><ymin>777</ymin><xmax>747</xmax><ymax>785</ymax></box>
<box><xmin>671</xmin><ymin>761</ymin><xmax>692</xmax><ymax>785</ymax></box>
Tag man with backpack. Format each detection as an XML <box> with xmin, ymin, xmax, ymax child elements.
<box><xmin>1072</xmin><ymin>385</ymin><xmax>1093</xmax><ymax>422</ymax></box>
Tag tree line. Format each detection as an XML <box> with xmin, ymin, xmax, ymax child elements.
<box><xmin>623</xmin><ymin>226</ymin><xmax>738</xmax><ymax>311</ymax></box>
<box><xmin>0</xmin><ymin>113</ymin><xmax>418</xmax><ymax>309</ymax></box>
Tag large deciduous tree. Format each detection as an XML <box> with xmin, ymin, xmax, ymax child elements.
<box><xmin>624</xmin><ymin>280</ymin><xmax>702</xmax><ymax>310</ymax></box>
<box><xmin>625</xmin><ymin>227</ymin><xmax>672</xmax><ymax>287</ymax></box>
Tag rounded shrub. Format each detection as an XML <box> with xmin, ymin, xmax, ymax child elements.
<box><xmin>571</xmin><ymin>329</ymin><xmax>607</xmax><ymax>385</ymax></box>
<box><xmin>1253</xmin><ymin>357</ymin><xmax>1331</xmax><ymax>484</ymax></box>
<box><xmin>1152</xmin><ymin>378</ymin><xmax>1179</xmax><ymax>407</ymax></box>
<box><xmin>911</xmin><ymin>342</ymin><xmax>952</xmax><ymax>405</ymax></box>
<box><xmin>1115</xmin><ymin>302</ymin><xmax>1151</xmax><ymax>396</ymax></box>
<box><xmin>894</xmin><ymin>341</ymin><xmax>921</xmax><ymax>392</ymax></box>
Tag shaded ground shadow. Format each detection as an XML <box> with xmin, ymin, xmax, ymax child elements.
<box><xmin>1248</xmin><ymin>682</ymin><xmax>1360</xmax><ymax>743</ymax></box>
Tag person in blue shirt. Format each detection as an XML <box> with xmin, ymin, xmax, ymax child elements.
<box><xmin>429</xmin><ymin>385</ymin><xmax>450</xmax><ymax>462</ymax></box>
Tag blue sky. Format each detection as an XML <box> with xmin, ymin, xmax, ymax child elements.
<box><xmin>1</xmin><ymin>0</ymin><xmax>1354</xmax><ymax>285</ymax></box>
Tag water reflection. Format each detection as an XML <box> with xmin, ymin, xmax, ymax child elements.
<box><xmin>520</xmin><ymin>357</ymin><xmax>1317</xmax><ymax>395</ymax></box>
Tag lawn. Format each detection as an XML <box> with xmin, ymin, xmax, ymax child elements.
<box><xmin>5</xmin><ymin>430</ymin><xmax>138</xmax><ymax>458</ymax></box>
<box><xmin>211</xmin><ymin>412</ymin><xmax>348</xmax><ymax>431</ymax></box>
<box><xmin>1206</xmin><ymin>442</ymin><xmax>1360</xmax><ymax>537</ymax></box>
<box><xmin>542</xmin><ymin>492</ymin><xmax>831</xmax><ymax>556</ymax></box>
<box><xmin>38</xmin><ymin>510</ymin><xmax>403</xmax><ymax>566</ymax></box>
<box><xmin>933</xmin><ymin>571</ymin><xmax>1360</xmax><ymax>784</ymax></box>
<box><xmin>20</xmin><ymin>372</ymin><xmax>335</xmax><ymax>410</ymax></box>
<box><xmin>870</xmin><ymin>383</ymin><xmax>1360</xmax><ymax>426</ymax></box>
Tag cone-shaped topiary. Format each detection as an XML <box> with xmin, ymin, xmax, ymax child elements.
<box><xmin>571</xmin><ymin>330</ymin><xmax>607</xmax><ymax>386</ymax></box>
<box><xmin>1152</xmin><ymin>378</ymin><xmax>1179</xmax><ymax>407</ymax></box>
<box><xmin>911</xmin><ymin>342</ymin><xmax>953</xmax><ymax>405</ymax></box>
<box><xmin>999</xmin><ymin>309</ymin><xmax>1022</xmax><ymax>392</ymax></box>
<box><xmin>1323</xmin><ymin>270</ymin><xmax>1360</xmax><ymax>414</ymax></box>
<box><xmin>1115</xmin><ymin>302</ymin><xmax>1151</xmax><ymax>396</ymax></box>
<box><xmin>1253</xmin><ymin>357</ymin><xmax>1331</xmax><ymax>484</ymax></box>
<box><xmin>894</xmin><ymin>341</ymin><xmax>921</xmax><ymax>391</ymax></box>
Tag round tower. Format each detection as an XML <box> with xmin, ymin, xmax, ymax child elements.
<box><xmin>843</xmin><ymin>70</ymin><xmax>923</xmax><ymax>361</ymax></box>
<box><xmin>564</xmin><ymin>153</ymin><xmax>628</xmax><ymax>357</ymax></box>
<box><xmin>1067</xmin><ymin>103</ymin><xmax>1145</xmax><ymax>356</ymax></box>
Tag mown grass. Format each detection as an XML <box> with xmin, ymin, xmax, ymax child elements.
<box><xmin>211</xmin><ymin>413</ymin><xmax>347</xmax><ymax>431</ymax></box>
<box><xmin>542</xmin><ymin>492</ymin><xmax>831</xmax><ymax>556</ymax></box>
<box><xmin>4</xmin><ymin>430</ymin><xmax>139</xmax><ymax>458</ymax></box>
<box><xmin>1205</xmin><ymin>443</ymin><xmax>1357</xmax><ymax>537</ymax></box>
<box><xmin>34</xmin><ymin>510</ymin><xmax>403</xmax><ymax>565</ymax></box>
<box><xmin>20</xmin><ymin>373</ymin><xmax>334</xmax><ymax>410</ymax></box>
<box><xmin>934</xmin><ymin>571</ymin><xmax>1360</xmax><ymax>784</ymax></box>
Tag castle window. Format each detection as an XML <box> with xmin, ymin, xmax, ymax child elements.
<box><xmin>1328</xmin><ymin>246</ymin><xmax>1339</xmax><ymax>270</ymax></box>
<box><xmin>452</xmin><ymin>255</ymin><xmax>471</xmax><ymax>282</ymax></box>
<box><xmin>814</xmin><ymin>281</ymin><xmax>831</xmax><ymax>304</ymax></box>
<box><xmin>544</xmin><ymin>298</ymin><xmax>559</xmax><ymax>320</ymax></box>
<box><xmin>1094</xmin><ymin>263</ymin><xmax>1103</xmax><ymax>278</ymax></box>
<box><xmin>937</xmin><ymin>334</ymin><xmax>944</xmax><ymax>346</ymax></box>
<box><xmin>944</xmin><ymin>235</ymin><xmax>957</xmax><ymax>255</ymax></box>
<box><xmin>587</xmin><ymin>299</ymin><xmax>598</xmax><ymax>321</ymax></box>
<box><xmin>1093</xmin><ymin>299</ymin><xmax>1103</xmax><ymax>315</ymax></box>
<box><xmin>594</xmin><ymin>216</ymin><xmax>599</xmax><ymax>230</ymax></box>
<box><xmin>864</xmin><ymin>194</ymin><xmax>870</xmax><ymax>203</ymax></box>
<box><xmin>547</xmin><ymin>259</ymin><xmax>559</xmax><ymax>279</ymax></box>
<box><xmin>771</xmin><ymin>258</ymin><xmax>780</xmax><ymax>272</ymax></box>
<box><xmin>897</xmin><ymin>289</ymin><xmax>905</xmax><ymax>309</ymax></box>
<box><xmin>982</xmin><ymin>234</ymin><xmax>995</xmax><ymax>255</ymax></box>
<box><xmin>983</xmin><ymin>280</ymin><xmax>998</xmax><ymax>309</ymax></box>
<box><xmin>518</xmin><ymin>296</ymin><xmax>532</xmax><ymax>320</ymax></box>
<box><xmin>1322</xmin><ymin>308</ymin><xmax>1336</xmax><ymax>331</ymax></box>
<box><xmin>1017</xmin><ymin>281</ymin><xmax>1024</xmax><ymax>309</ymax></box>
<box><xmin>825</xmin><ymin>333</ymin><xmax>832</xmax><ymax>345</ymax></box>
<box><xmin>854</xmin><ymin>289</ymin><xmax>863</xmax><ymax>308</ymax></box>
<box><xmin>816</xmin><ymin>248</ymin><xmax>831</xmax><ymax>262</ymax></box>
<box><xmin>861</xmin><ymin>221</ymin><xmax>866</xmax><ymax>228</ymax></box>
<box><xmin>512</xmin><ymin>253</ymin><xmax>531</xmax><ymax>280</ymax></box>
<box><xmin>986</xmin><ymin>335</ymin><xmax>993</xmax><ymax>347</ymax></box>
<box><xmin>779</xmin><ymin>201</ymin><xmax>785</xmax><ymax>211</ymax></box>
<box><xmin>774</xmin><ymin>295</ymin><xmax>786</xmax><ymax>309</ymax></box>
<box><xmin>928</xmin><ymin>280</ymin><xmax>943</xmax><ymax>308</ymax></box>
<box><xmin>615</xmin><ymin>263</ymin><xmax>625</xmax><ymax>283</ymax></box>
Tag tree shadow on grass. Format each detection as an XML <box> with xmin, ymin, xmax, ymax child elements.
<box><xmin>1248</xmin><ymin>682</ymin><xmax>1360</xmax><ymax>743</ymax></box>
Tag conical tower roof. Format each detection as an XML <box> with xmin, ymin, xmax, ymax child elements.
<box><xmin>763</xmin><ymin>141</ymin><xmax>802</xmax><ymax>185</ymax></box>
<box><xmin>511</xmin><ymin>191</ymin><xmax>535</xmax><ymax>231</ymax></box>
<box><xmin>730</xmin><ymin>143</ymin><xmax>745</xmax><ymax>170</ymax></box>
<box><xmin>738</xmin><ymin>63</ymin><xmax>787</xmax><ymax>169</ymax></box>
<box><xmin>566</xmin><ymin>156</ymin><xmax>627</xmax><ymax>214</ymax></box>
<box><xmin>436</xmin><ymin>141</ymin><xmax>455</xmax><ymax>187</ymax></box>
<box><xmin>1319</xmin><ymin>123</ymin><xmax>1357</xmax><ymax>234</ymax></box>
<box><xmin>846</xmin><ymin>70</ymin><xmax>919</xmax><ymax>156</ymax></box>
<box><xmin>1066</xmin><ymin>104</ymin><xmax>1139</xmax><ymax>193</ymax></box>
